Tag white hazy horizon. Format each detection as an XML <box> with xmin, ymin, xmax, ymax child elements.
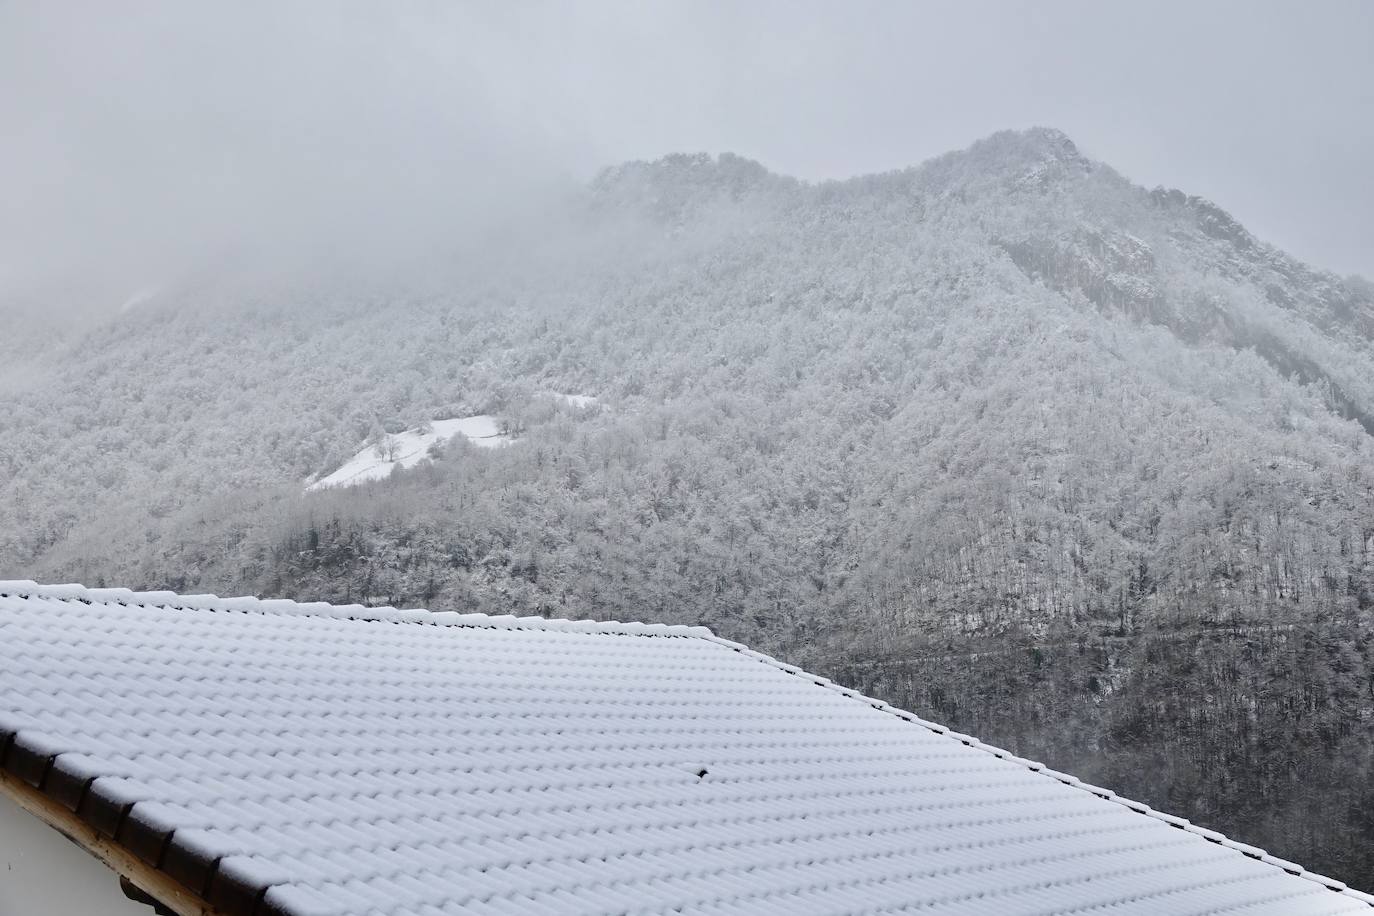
<box><xmin>3</xmin><ymin>0</ymin><xmax>1371</xmax><ymax>314</ymax></box>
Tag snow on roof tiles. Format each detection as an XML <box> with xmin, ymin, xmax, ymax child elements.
<box><xmin>0</xmin><ymin>580</ymin><xmax>1368</xmax><ymax>915</ymax></box>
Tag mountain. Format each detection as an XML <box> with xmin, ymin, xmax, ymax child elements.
<box><xmin>4</xmin><ymin>128</ymin><xmax>1374</xmax><ymax>887</ymax></box>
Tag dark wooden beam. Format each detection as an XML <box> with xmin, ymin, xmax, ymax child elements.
<box><xmin>0</xmin><ymin>768</ymin><xmax>226</xmax><ymax>916</ymax></box>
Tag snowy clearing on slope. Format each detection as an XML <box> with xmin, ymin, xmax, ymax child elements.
<box><xmin>306</xmin><ymin>416</ymin><xmax>510</xmax><ymax>492</ymax></box>
<box><xmin>306</xmin><ymin>396</ymin><xmax>599</xmax><ymax>493</ymax></box>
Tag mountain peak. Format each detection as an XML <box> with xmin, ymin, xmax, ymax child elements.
<box><xmin>592</xmin><ymin>152</ymin><xmax>779</xmax><ymax>197</ymax></box>
<box><xmin>1023</xmin><ymin>126</ymin><xmax>1081</xmax><ymax>154</ymax></box>
<box><xmin>967</xmin><ymin>126</ymin><xmax>1092</xmax><ymax>174</ymax></box>
<box><xmin>902</xmin><ymin>126</ymin><xmax>1093</xmax><ymax>198</ymax></box>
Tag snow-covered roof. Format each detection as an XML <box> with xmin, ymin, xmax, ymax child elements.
<box><xmin>0</xmin><ymin>581</ymin><xmax>1368</xmax><ymax>916</ymax></box>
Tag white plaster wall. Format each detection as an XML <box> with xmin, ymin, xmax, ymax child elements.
<box><xmin>0</xmin><ymin>790</ymin><xmax>149</xmax><ymax>915</ymax></box>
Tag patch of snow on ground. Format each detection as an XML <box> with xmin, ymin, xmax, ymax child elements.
<box><xmin>555</xmin><ymin>393</ymin><xmax>598</xmax><ymax>409</ymax></box>
<box><xmin>307</xmin><ymin>416</ymin><xmax>509</xmax><ymax>492</ymax></box>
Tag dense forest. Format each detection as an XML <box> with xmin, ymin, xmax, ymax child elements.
<box><xmin>4</xmin><ymin>129</ymin><xmax>1374</xmax><ymax>887</ymax></box>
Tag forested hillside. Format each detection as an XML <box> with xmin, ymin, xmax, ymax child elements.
<box><xmin>5</xmin><ymin>128</ymin><xmax>1374</xmax><ymax>886</ymax></box>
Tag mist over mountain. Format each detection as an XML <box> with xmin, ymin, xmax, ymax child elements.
<box><xmin>5</xmin><ymin>129</ymin><xmax>1374</xmax><ymax>885</ymax></box>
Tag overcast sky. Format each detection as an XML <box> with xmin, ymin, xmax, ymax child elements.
<box><xmin>3</xmin><ymin>0</ymin><xmax>1371</xmax><ymax>306</ymax></box>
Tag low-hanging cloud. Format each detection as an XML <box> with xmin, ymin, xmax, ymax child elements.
<box><xmin>3</xmin><ymin>1</ymin><xmax>1371</xmax><ymax>318</ymax></box>
<box><xmin>0</xmin><ymin>3</ymin><xmax>591</xmax><ymax>310</ymax></box>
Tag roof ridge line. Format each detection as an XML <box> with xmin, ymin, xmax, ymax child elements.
<box><xmin>697</xmin><ymin>632</ymin><xmax>1374</xmax><ymax>906</ymax></box>
<box><xmin>0</xmin><ymin>581</ymin><xmax>713</xmax><ymax>639</ymax></box>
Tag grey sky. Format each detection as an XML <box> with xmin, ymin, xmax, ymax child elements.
<box><xmin>3</xmin><ymin>0</ymin><xmax>1371</xmax><ymax>308</ymax></box>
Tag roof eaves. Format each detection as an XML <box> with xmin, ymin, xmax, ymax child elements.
<box><xmin>1</xmin><ymin>711</ymin><xmax>307</xmax><ymax>915</ymax></box>
<box><xmin>0</xmin><ymin>754</ymin><xmax>233</xmax><ymax>916</ymax></box>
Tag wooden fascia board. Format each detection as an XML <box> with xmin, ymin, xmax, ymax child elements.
<box><xmin>0</xmin><ymin>768</ymin><xmax>224</xmax><ymax>916</ymax></box>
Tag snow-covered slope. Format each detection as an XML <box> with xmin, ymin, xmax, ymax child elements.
<box><xmin>306</xmin><ymin>416</ymin><xmax>509</xmax><ymax>491</ymax></box>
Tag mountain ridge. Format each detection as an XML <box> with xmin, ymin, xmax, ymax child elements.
<box><xmin>4</xmin><ymin>127</ymin><xmax>1374</xmax><ymax>886</ymax></box>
